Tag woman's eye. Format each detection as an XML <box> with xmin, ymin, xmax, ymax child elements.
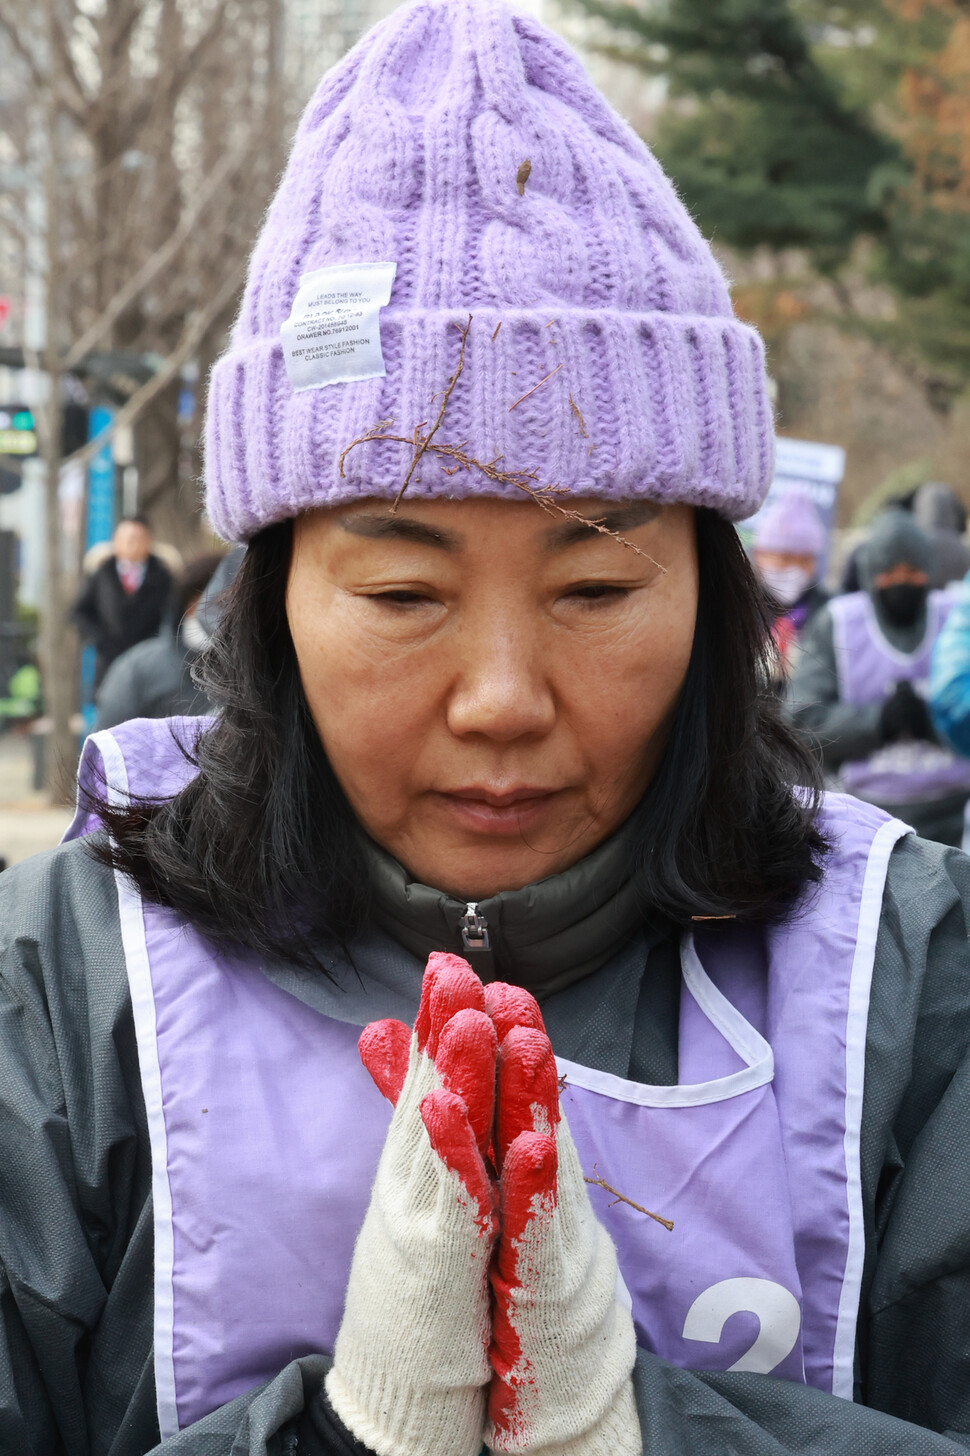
<box><xmin>566</xmin><ymin>583</ymin><xmax>629</xmax><ymax>603</ymax></box>
<box><xmin>368</xmin><ymin>589</ymin><xmax>434</xmax><ymax>607</ymax></box>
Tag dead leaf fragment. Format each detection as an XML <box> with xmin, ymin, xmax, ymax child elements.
<box><xmin>516</xmin><ymin>158</ymin><xmax>532</xmax><ymax>196</ymax></box>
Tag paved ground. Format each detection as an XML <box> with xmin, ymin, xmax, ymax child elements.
<box><xmin>0</xmin><ymin>732</ymin><xmax>73</xmax><ymax>867</ymax></box>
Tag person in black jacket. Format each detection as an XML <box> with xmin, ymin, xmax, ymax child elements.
<box><xmin>71</xmin><ymin>516</ymin><xmax>173</xmax><ymax>687</ymax></box>
<box><xmin>93</xmin><ymin>552</ymin><xmax>225</xmax><ymax>730</ymax></box>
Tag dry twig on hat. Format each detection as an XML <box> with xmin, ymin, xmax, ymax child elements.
<box><xmin>337</xmin><ymin>317</ymin><xmax>666</xmax><ymax>571</ymax></box>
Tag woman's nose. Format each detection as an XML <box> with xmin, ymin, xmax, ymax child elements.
<box><xmin>446</xmin><ymin>626</ymin><xmax>556</xmax><ymax>743</ymax></box>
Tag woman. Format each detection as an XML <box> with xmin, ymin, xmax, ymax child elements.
<box><xmin>790</xmin><ymin>509</ymin><xmax>970</xmax><ymax>845</ymax></box>
<box><xmin>750</xmin><ymin>490</ymin><xmax>829</xmax><ymax>683</ymax></box>
<box><xmin>3</xmin><ymin>2</ymin><xmax>970</xmax><ymax>1453</ymax></box>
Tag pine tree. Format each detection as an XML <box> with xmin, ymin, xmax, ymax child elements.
<box><xmin>574</xmin><ymin>0</ymin><xmax>898</xmax><ymax>264</ymax></box>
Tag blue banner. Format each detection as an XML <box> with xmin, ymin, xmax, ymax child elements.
<box><xmin>81</xmin><ymin>405</ymin><xmax>116</xmax><ymax>727</ymax></box>
<box><xmin>86</xmin><ymin>405</ymin><xmax>115</xmax><ymax>549</ymax></box>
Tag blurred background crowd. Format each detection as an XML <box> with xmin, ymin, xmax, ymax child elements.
<box><xmin>6</xmin><ymin>0</ymin><xmax>970</xmax><ymax>859</ymax></box>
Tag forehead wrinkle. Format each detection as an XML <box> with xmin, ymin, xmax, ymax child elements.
<box><xmin>540</xmin><ymin>500</ymin><xmax>661</xmax><ymax>550</ymax></box>
<box><xmin>338</xmin><ymin>512</ymin><xmax>463</xmax><ymax>552</ymax></box>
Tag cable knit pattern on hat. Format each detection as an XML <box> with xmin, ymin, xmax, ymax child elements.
<box><xmin>205</xmin><ymin>0</ymin><xmax>775</xmax><ymax>541</ymax></box>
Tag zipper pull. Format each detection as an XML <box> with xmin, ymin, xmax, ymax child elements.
<box><xmin>460</xmin><ymin>902</ymin><xmax>495</xmax><ymax>976</ymax></box>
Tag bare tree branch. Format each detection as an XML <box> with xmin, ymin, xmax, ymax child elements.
<box><xmin>50</xmin><ymin>9</ymin><xmax>91</xmax><ymax>113</ymax></box>
<box><xmin>62</xmin><ymin>264</ymin><xmax>244</xmax><ymax>473</ymax></box>
<box><xmin>0</xmin><ymin>15</ymin><xmax>42</xmax><ymax>86</ymax></box>
<box><xmin>125</xmin><ymin>2</ymin><xmax>230</xmax><ymax>136</ymax></box>
<box><xmin>61</xmin><ymin>145</ymin><xmax>247</xmax><ymax>371</ymax></box>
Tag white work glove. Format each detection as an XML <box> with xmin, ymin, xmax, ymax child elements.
<box><xmin>326</xmin><ymin>953</ymin><xmax>498</xmax><ymax>1456</ymax></box>
<box><xmin>483</xmin><ymin>984</ymin><xmax>641</xmax><ymax>1456</ymax></box>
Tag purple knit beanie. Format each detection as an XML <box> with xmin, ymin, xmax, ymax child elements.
<box><xmin>205</xmin><ymin>0</ymin><xmax>775</xmax><ymax>542</ymax></box>
<box><xmin>753</xmin><ymin>491</ymin><xmax>827</xmax><ymax>558</ymax></box>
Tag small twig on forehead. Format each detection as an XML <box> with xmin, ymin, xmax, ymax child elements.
<box><xmin>392</xmin><ymin>314</ymin><xmax>473</xmax><ymax>510</ymax></box>
<box><xmin>339</xmin><ymin>429</ymin><xmax>665</xmax><ymax>571</ymax></box>
<box><xmin>336</xmin><ymin>318</ymin><xmax>667</xmax><ymax>572</ymax></box>
<box><xmin>534</xmin><ymin>500</ymin><xmax>667</xmax><ymax>572</ymax></box>
<box><xmin>509</xmin><ymin>363</ymin><xmax>563</xmax><ymax>412</ymax></box>
<box><xmin>584</xmin><ymin>1165</ymin><xmax>673</xmax><ymax>1232</ymax></box>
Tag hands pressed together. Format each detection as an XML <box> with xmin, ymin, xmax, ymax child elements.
<box><xmin>325</xmin><ymin>953</ymin><xmax>640</xmax><ymax>1456</ymax></box>
<box><xmin>878</xmin><ymin>680</ymin><xmax>937</xmax><ymax>745</ymax></box>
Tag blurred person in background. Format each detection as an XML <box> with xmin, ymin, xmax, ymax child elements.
<box><xmin>94</xmin><ymin>553</ymin><xmax>224</xmax><ymax>731</ymax></box>
<box><xmin>751</xmin><ymin>491</ymin><xmax>829</xmax><ymax>679</ymax></box>
<box><xmin>930</xmin><ymin>565</ymin><xmax>970</xmax><ymax>761</ymax></box>
<box><xmin>71</xmin><ymin>516</ymin><xmax>173</xmax><ymax>687</ymax></box>
<box><xmin>838</xmin><ymin>498</ymin><xmax>912</xmax><ymax>594</ymax></box>
<box><xmin>912</xmin><ymin>480</ymin><xmax>970</xmax><ymax>589</ymax></box>
<box><xmin>790</xmin><ymin>510</ymin><xmax>970</xmax><ymax>843</ymax></box>
<box><xmin>193</xmin><ymin>543</ymin><xmax>245</xmax><ymax>639</ymax></box>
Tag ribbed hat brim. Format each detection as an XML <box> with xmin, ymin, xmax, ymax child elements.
<box><xmin>206</xmin><ymin>307</ymin><xmax>774</xmax><ymax>541</ymax></box>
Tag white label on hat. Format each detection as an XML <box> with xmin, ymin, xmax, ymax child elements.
<box><xmin>280</xmin><ymin>261</ymin><xmax>397</xmax><ymax>392</ymax></box>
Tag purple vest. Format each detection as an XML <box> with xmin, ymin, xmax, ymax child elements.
<box><xmin>829</xmin><ymin>589</ymin><xmax>970</xmax><ymax>803</ymax></box>
<box><xmin>67</xmin><ymin>718</ymin><xmax>910</xmax><ymax>1439</ymax></box>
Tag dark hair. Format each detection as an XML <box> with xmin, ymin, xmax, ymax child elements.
<box><xmin>117</xmin><ymin>514</ymin><xmax>151</xmax><ymax>530</ymax></box>
<box><xmin>89</xmin><ymin>508</ymin><xmax>826</xmax><ymax>968</ymax></box>
<box><xmin>176</xmin><ymin>552</ymin><xmax>225</xmax><ymax>619</ymax></box>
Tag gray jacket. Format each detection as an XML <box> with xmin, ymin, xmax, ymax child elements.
<box><xmin>94</xmin><ymin>629</ymin><xmax>211</xmax><ymax>732</ymax></box>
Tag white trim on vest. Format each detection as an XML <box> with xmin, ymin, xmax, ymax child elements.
<box><xmin>830</xmin><ymin>813</ymin><xmax>912</xmax><ymax>1400</ymax></box>
<box><xmin>556</xmin><ymin>933</ymin><xmax>775</xmax><ymax>1109</ymax></box>
<box><xmin>91</xmin><ymin>728</ymin><xmax>181</xmax><ymax>1440</ymax></box>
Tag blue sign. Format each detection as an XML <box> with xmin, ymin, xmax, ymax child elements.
<box><xmin>82</xmin><ymin>405</ymin><xmax>116</xmax><ymax>728</ymax></box>
<box><xmin>86</xmin><ymin>404</ymin><xmax>115</xmax><ymax>549</ymax></box>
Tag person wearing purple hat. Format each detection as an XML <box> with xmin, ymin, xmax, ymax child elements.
<box><xmin>791</xmin><ymin>508</ymin><xmax>970</xmax><ymax>845</ymax></box>
<box><xmin>752</xmin><ymin>490</ymin><xmax>830</xmax><ymax>679</ymax></box>
<box><xmin>1</xmin><ymin>3</ymin><xmax>970</xmax><ymax>1456</ymax></box>
<box><xmin>753</xmin><ymin>489</ymin><xmax>829</xmax><ymax>622</ymax></box>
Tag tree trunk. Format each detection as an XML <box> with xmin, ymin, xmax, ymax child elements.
<box><xmin>39</xmin><ymin>9</ymin><xmax>79</xmax><ymax>804</ymax></box>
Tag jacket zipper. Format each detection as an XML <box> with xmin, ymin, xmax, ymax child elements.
<box><xmin>460</xmin><ymin>902</ymin><xmax>490</xmax><ymax>955</ymax></box>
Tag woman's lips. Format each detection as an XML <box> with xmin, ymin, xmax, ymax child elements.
<box><xmin>433</xmin><ymin>787</ymin><xmax>563</xmax><ymax>835</ymax></box>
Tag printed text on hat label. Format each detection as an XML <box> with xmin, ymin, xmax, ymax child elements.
<box><xmin>280</xmin><ymin>261</ymin><xmax>397</xmax><ymax>392</ymax></box>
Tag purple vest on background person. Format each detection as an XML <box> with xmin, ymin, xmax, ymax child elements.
<box><xmin>830</xmin><ymin>588</ymin><xmax>970</xmax><ymax>803</ymax></box>
<box><xmin>66</xmin><ymin>717</ymin><xmax>910</xmax><ymax>1440</ymax></box>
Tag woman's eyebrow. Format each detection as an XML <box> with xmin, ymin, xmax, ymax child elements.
<box><xmin>338</xmin><ymin>513</ymin><xmax>463</xmax><ymax>551</ymax></box>
<box><xmin>542</xmin><ymin>501</ymin><xmax>661</xmax><ymax>549</ymax></box>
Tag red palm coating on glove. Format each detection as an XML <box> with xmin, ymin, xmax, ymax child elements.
<box><xmin>358</xmin><ymin>1019</ymin><xmax>411</xmax><ymax>1105</ymax></box>
<box><xmin>358</xmin><ymin>957</ymin><xmax>497</xmax><ymax>1219</ymax></box>
<box><xmin>357</xmin><ymin>965</ymin><xmax>573</xmax><ymax>1444</ymax></box>
<box><xmin>359</xmin><ymin>955</ymin><xmax>487</xmax><ymax>1106</ymax></box>
<box><xmin>483</xmin><ymin>983</ymin><xmax>544</xmax><ymax>1045</ymax></box>
<box><xmin>495</xmin><ymin>1025</ymin><xmax>560</xmax><ymax>1171</ymax></box>
<box><xmin>415</xmin><ymin>953</ymin><xmax>485</xmax><ymax>1057</ymax></box>
<box><xmin>488</xmin><ymin>1129</ymin><xmax>558</xmax><ymax>1438</ymax></box>
<box><xmin>421</xmin><ymin>1088</ymin><xmax>496</xmax><ymax>1227</ymax></box>
<box><xmin>435</xmin><ymin>1007</ymin><xmax>498</xmax><ymax>1155</ymax></box>
<box><xmin>487</xmin><ymin>1001</ymin><xmax>564</xmax><ymax>1444</ymax></box>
